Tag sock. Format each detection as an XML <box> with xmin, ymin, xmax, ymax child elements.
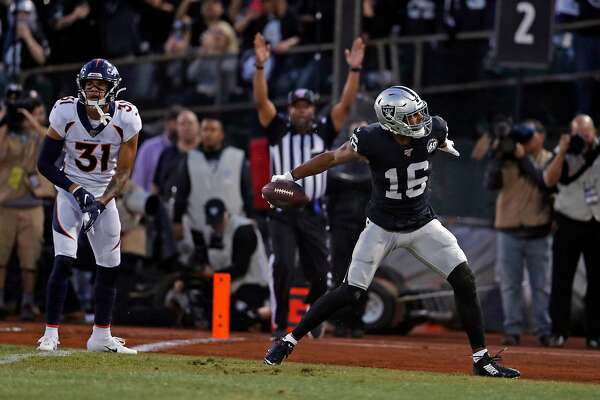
<box><xmin>91</xmin><ymin>325</ymin><xmax>111</xmax><ymax>339</ymax></box>
<box><xmin>44</xmin><ymin>325</ymin><xmax>59</xmax><ymax>338</ymax></box>
<box><xmin>22</xmin><ymin>292</ymin><xmax>34</xmax><ymax>306</ymax></box>
<box><xmin>283</xmin><ymin>333</ymin><xmax>298</xmax><ymax>345</ymax></box>
<box><xmin>472</xmin><ymin>349</ymin><xmax>488</xmax><ymax>363</ymax></box>
<box><xmin>94</xmin><ymin>266</ymin><xmax>119</xmax><ymax>327</ymax></box>
<box><xmin>292</xmin><ymin>284</ymin><xmax>364</xmax><ymax>340</ymax></box>
<box><xmin>46</xmin><ymin>255</ymin><xmax>75</xmax><ymax>325</ymax></box>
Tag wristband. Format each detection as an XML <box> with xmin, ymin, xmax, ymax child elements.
<box><xmin>255</xmin><ymin>64</ymin><xmax>264</xmax><ymax>70</ymax></box>
<box><xmin>350</xmin><ymin>66</ymin><xmax>362</xmax><ymax>72</ymax></box>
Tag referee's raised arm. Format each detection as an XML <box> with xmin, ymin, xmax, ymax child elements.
<box><xmin>330</xmin><ymin>37</ymin><xmax>365</xmax><ymax>132</ymax></box>
<box><xmin>252</xmin><ymin>33</ymin><xmax>277</xmax><ymax>128</ymax></box>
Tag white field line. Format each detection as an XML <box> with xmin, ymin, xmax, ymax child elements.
<box><xmin>0</xmin><ymin>350</ymin><xmax>73</xmax><ymax>365</ymax></box>
<box><xmin>323</xmin><ymin>339</ymin><xmax>600</xmax><ymax>359</ymax></box>
<box><xmin>132</xmin><ymin>337</ymin><xmax>246</xmax><ymax>352</ymax></box>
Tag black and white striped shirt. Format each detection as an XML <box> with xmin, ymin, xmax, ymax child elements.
<box><xmin>264</xmin><ymin>113</ymin><xmax>338</xmax><ymax>201</ymax></box>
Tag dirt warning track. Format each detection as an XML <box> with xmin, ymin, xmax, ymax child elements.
<box><xmin>1</xmin><ymin>322</ymin><xmax>598</xmax><ymax>384</ymax></box>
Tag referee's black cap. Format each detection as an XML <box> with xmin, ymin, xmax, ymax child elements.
<box><xmin>288</xmin><ymin>88</ymin><xmax>317</xmax><ymax>105</ymax></box>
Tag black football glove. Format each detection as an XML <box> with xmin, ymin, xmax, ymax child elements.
<box><xmin>72</xmin><ymin>186</ymin><xmax>96</xmax><ymax>212</ymax></box>
<box><xmin>82</xmin><ymin>201</ymin><xmax>106</xmax><ymax>233</ymax></box>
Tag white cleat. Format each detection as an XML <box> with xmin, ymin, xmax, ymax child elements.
<box><xmin>37</xmin><ymin>335</ymin><xmax>59</xmax><ymax>352</ymax></box>
<box><xmin>86</xmin><ymin>336</ymin><xmax>137</xmax><ymax>354</ymax></box>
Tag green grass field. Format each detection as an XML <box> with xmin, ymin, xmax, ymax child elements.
<box><xmin>0</xmin><ymin>345</ymin><xmax>597</xmax><ymax>400</ymax></box>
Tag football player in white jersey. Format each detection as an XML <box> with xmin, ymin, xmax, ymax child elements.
<box><xmin>36</xmin><ymin>59</ymin><xmax>141</xmax><ymax>354</ymax></box>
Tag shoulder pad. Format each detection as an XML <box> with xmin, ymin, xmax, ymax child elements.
<box><xmin>114</xmin><ymin>100</ymin><xmax>142</xmax><ymax>142</ymax></box>
<box><xmin>49</xmin><ymin>97</ymin><xmax>77</xmax><ymax>138</ymax></box>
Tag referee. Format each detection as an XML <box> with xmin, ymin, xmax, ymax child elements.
<box><xmin>253</xmin><ymin>33</ymin><xmax>365</xmax><ymax>339</ymax></box>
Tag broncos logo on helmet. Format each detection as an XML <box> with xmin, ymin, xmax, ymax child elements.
<box><xmin>76</xmin><ymin>58</ymin><xmax>123</xmax><ymax>108</ymax></box>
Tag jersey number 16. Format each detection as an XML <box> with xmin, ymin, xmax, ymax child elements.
<box><xmin>384</xmin><ymin>161</ymin><xmax>429</xmax><ymax>199</ymax></box>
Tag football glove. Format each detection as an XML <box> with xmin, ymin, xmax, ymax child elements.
<box><xmin>439</xmin><ymin>139</ymin><xmax>460</xmax><ymax>157</ymax></box>
<box><xmin>82</xmin><ymin>201</ymin><xmax>106</xmax><ymax>233</ymax></box>
<box><xmin>271</xmin><ymin>171</ymin><xmax>295</xmax><ymax>182</ymax></box>
<box><xmin>72</xmin><ymin>186</ymin><xmax>96</xmax><ymax>212</ymax></box>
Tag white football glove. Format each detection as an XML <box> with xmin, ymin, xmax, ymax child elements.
<box><xmin>439</xmin><ymin>139</ymin><xmax>460</xmax><ymax>157</ymax></box>
<box><xmin>271</xmin><ymin>171</ymin><xmax>295</xmax><ymax>182</ymax></box>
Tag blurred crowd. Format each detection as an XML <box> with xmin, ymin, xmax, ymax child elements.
<box><xmin>1</xmin><ymin>0</ymin><xmax>600</xmax><ymax>112</ymax></box>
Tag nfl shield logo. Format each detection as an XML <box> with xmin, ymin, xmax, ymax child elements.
<box><xmin>382</xmin><ymin>105</ymin><xmax>395</xmax><ymax>120</ymax></box>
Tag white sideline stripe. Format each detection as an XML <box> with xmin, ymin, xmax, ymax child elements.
<box><xmin>0</xmin><ymin>327</ymin><xmax>23</xmax><ymax>332</ymax></box>
<box><xmin>324</xmin><ymin>340</ymin><xmax>600</xmax><ymax>359</ymax></box>
<box><xmin>0</xmin><ymin>350</ymin><xmax>73</xmax><ymax>365</ymax></box>
<box><xmin>132</xmin><ymin>337</ymin><xmax>246</xmax><ymax>352</ymax></box>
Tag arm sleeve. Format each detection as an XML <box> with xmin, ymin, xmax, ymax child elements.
<box><xmin>218</xmin><ymin>225</ymin><xmax>257</xmax><ymax>280</ymax></box>
<box><xmin>173</xmin><ymin>160</ymin><xmax>191</xmax><ymax>223</ymax></box>
<box><xmin>37</xmin><ymin>136</ymin><xmax>74</xmax><ymax>191</ymax></box>
<box><xmin>241</xmin><ymin>159</ymin><xmax>255</xmax><ymax>218</ymax></box>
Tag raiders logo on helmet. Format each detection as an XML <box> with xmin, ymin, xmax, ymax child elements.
<box><xmin>381</xmin><ymin>105</ymin><xmax>395</xmax><ymax>120</ymax></box>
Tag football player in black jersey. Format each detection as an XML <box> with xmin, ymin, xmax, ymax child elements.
<box><xmin>263</xmin><ymin>86</ymin><xmax>520</xmax><ymax>378</ymax></box>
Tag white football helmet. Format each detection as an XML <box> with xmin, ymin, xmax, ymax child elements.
<box><xmin>374</xmin><ymin>86</ymin><xmax>432</xmax><ymax>138</ymax></box>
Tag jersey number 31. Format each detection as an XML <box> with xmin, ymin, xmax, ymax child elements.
<box><xmin>385</xmin><ymin>161</ymin><xmax>429</xmax><ymax>199</ymax></box>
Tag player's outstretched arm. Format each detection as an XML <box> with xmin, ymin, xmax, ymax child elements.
<box><xmin>289</xmin><ymin>141</ymin><xmax>363</xmax><ymax>181</ymax></box>
<box><xmin>98</xmin><ymin>135</ymin><xmax>139</xmax><ymax>205</ymax></box>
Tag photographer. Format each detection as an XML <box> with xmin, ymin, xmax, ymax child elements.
<box><xmin>484</xmin><ymin>120</ymin><xmax>553</xmax><ymax>346</ymax></box>
<box><xmin>543</xmin><ymin>114</ymin><xmax>600</xmax><ymax>349</ymax></box>
<box><xmin>0</xmin><ymin>88</ymin><xmax>51</xmax><ymax>320</ymax></box>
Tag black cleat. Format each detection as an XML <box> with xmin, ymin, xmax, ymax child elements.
<box><xmin>264</xmin><ymin>339</ymin><xmax>295</xmax><ymax>365</ymax></box>
<box><xmin>473</xmin><ymin>350</ymin><xmax>520</xmax><ymax>379</ymax></box>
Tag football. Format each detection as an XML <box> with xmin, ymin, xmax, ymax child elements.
<box><xmin>261</xmin><ymin>180</ymin><xmax>309</xmax><ymax>208</ymax></box>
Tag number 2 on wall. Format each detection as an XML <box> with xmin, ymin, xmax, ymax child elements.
<box><xmin>514</xmin><ymin>1</ymin><xmax>536</xmax><ymax>45</ymax></box>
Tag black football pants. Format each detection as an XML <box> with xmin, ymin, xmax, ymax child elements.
<box><xmin>268</xmin><ymin>205</ymin><xmax>329</xmax><ymax>332</ymax></box>
<box><xmin>550</xmin><ymin>213</ymin><xmax>600</xmax><ymax>339</ymax></box>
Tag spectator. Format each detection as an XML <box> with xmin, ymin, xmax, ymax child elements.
<box><xmin>98</xmin><ymin>0</ymin><xmax>141</xmax><ymax>58</ymax></box>
<box><xmin>199</xmin><ymin>198</ymin><xmax>270</xmax><ymax>331</ymax></box>
<box><xmin>253</xmin><ymin>32</ymin><xmax>364</xmax><ymax>339</ymax></box>
<box><xmin>544</xmin><ymin>114</ymin><xmax>600</xmax><ymax>349</ymax></box>
<box><xmin>133</xmin><ymin>105</ymin><xmax>182</xmax><ymax>192</ymax></box>
<box><xmin>173</xmin><ymin>117</ymin><xmax>253</xmax><ymax>240</ymax></box>
<box><xmin>47</xmin><ymin>0</ymin><xmax>96</xmax><ymax>64</ymax></box>
<box><xmin>0</xmin><ymin>91</ymin><xmax>48</xmax><ymax>320</ymax></box>
<box><xmin>483</xmin><ymin>120</ymin><xmax>553</xmax><ymax>346</ymax></box>
<box><xmin>152</xmin><ymin>109</ymin><xmax>201</xmax><ymax>205</ymax></box>
<box><xmin>186</xmin><ymin>25</ymin><xmax>239</xmax><ymax>101</ymax></box>
<box><xmin>240</xmin><ymin>0</ymin><xmax>302</xmax><ymax>88</ymax></box>
<box><xmin>571</xmin><ymin>0</ymin><xmax>600</xmax><ymax>115</ymax></box>
<box><xmin>136</xmin><ymin>0</ymin><xmax>178</xmax><ymax>54</ymax></box>
<box><xmin>177</xmin><ymin>0</ymin><xmax>239</xmax><ymax>52</ymax></box>
<box><xmin>3</xmin><ymin>0</ymin><xmax>50</xmax><ymax>76</ymax></box>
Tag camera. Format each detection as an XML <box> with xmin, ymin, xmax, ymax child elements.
<box><xmin>1</xmin><ymin>83</ymin><xmax>41</xmax><ymax>132</ymax></box>
<box><xmin>493</xmin><ymin>118</ymin><xmax>534</xmax><ymax>160</ymax></box>
<box><xmin>567</xmin><ymin>135</ymin><xmax>585</xmax><ymax>155</ymax></box>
